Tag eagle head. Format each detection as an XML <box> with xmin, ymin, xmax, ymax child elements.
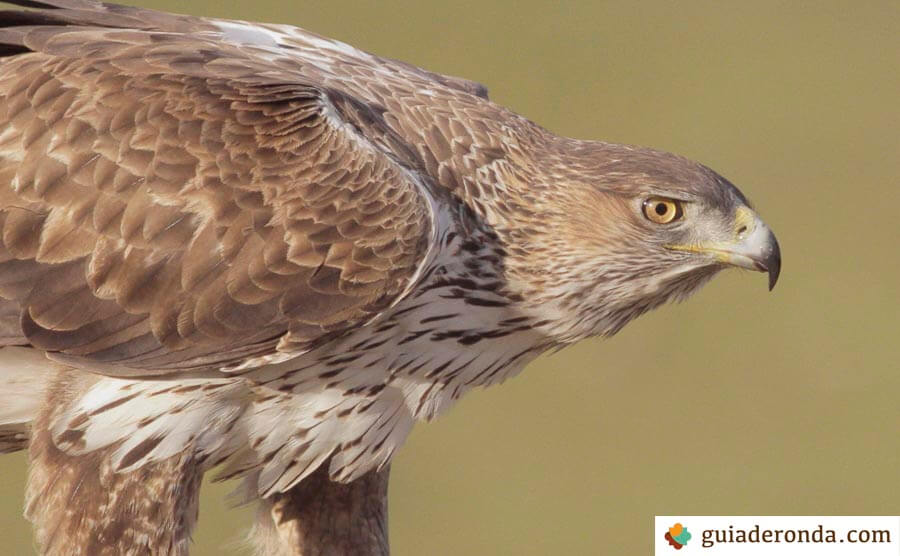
<box><xmin>505</xmin><ymin>138</ymin><xmax>781</xmax><ymax>343</ymax></box>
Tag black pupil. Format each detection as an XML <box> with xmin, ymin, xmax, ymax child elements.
<box><xmin>655</xmin><ymin>203</ymin><xmax>669</xmax><ymax>216</ymax></box>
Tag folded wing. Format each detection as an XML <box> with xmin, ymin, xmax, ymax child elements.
<box><xmin>0</xmin><ymin>18</ymin><xmax>434</xmax><ymax>375</ymax></box>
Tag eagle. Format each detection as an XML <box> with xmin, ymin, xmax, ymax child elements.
<box><xmin>0</xmin><ymin>1</ymin><xmax>780</xmax><ymax>554</ymax></box>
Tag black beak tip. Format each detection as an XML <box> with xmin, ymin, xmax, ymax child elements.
<box><xmin>766</xmin><ymin>233</ymin><xmax>781</xmax><ymax>291</ymax></box>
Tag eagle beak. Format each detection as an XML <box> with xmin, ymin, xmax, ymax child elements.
<box><xmin>722</xmin><ymin>212</ymin><xmax>781</xmax><ymax>291</ymax></box>
<box><xmin>669</xmin><ymin>207</ymin><xmax>782</xmax><ymax>290</ymax></box>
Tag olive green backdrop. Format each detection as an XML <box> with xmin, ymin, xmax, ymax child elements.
<box><xmin>1</xmin><ymin>1</ymin><xmax>897</xmax><ymax>554</ymax></box>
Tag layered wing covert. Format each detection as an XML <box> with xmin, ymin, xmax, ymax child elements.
<box><xmin>0</xmin><ymin>11</ymin><xmax>434</xmax><ymax>375</ymax></box>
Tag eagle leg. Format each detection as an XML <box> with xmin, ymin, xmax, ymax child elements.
<box><xmin>252</xmin><ymin>461</ymin><xmax>390</xmax><ymax>556</ymax></box>
<box><xmin>25</xmin><ymin>371</ymin><xmax>203</xmax><ymax>556</ymax></box>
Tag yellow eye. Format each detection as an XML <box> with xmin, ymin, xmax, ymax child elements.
<box><xmin>642</xmin><ymin>197</ymin><xmax>684</xmax><ymax>224</ymax></box>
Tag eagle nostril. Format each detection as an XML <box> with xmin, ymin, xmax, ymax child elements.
<box><xmin>736</xmin><ymin>225</ymin><xmax>748</xmax><ymax>236</ymax></box>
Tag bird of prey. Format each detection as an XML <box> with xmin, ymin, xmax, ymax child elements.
<box><xmin>0</xmin><ymin>1</ymin><xmax>780</xmax><ymax>554</ymax></box>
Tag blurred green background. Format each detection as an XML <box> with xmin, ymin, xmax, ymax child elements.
<box><xmin>1</xmin><ymin>1</ymin><xmax>898</xmax><ymax>554</ymax></box>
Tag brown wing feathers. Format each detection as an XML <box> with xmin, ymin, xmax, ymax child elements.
<box><xmin>0</xmin><ymin>6</ymin><xmax>432</xmax><ymax>374</ymax></box>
